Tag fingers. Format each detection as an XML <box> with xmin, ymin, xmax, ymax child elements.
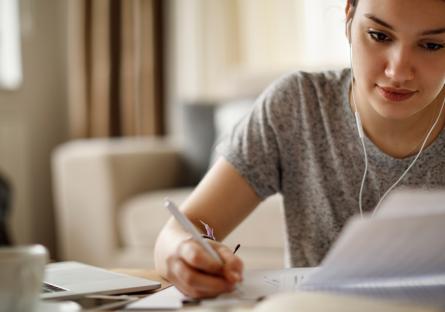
<box><xmin>178</xmin><ymin>239</ymin><xmax>224</xmax><ymax>274</ymax></box>
<box><xmin>167</xmin><ymin>255</ymin><xmax>235</xmax><ymax>298</ymax></box>
<box><xmin>216</xmin><ymin>246</ymin><xmax>243</xmax><ymax>283</ymax></box>
<box><xmin>166</xmin><ymin>239</ymin><xmax>244</xmax><ymax>299</ymax></box>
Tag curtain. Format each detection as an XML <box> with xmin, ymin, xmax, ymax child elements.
<box><xmin>67</xmin><ymin>0</ymin><xmax>164</xmax><ymax>138</ymax></box>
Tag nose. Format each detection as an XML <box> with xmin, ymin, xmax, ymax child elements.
<box><xmin>384</xmin><ymin>45</ymin><xmax>415</xmax><ymax>85</ymax></box>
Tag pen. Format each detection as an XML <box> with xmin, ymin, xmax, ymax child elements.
<box><xmin>164</xmin><ymin>198</ymin><xmax>223</xmax><ymax>265</ymax></box>
<box><xmin>233</xmin><ymin>243</ymin><xmax>241</xmax><ymax>254</ymax></box>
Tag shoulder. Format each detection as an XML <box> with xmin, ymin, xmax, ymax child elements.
<box><xmin>255</xmin><ymin>68</ymin><xmax>351</xmax><ymax>118</ymax></box>
<box><xmin>259</xmin><ymin>68</ymin><xmax>350</xmax><ymax>107</ymax></box>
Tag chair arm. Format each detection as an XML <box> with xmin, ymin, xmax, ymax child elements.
<box><xmin>51</xmin><ymin>137</ymin><xmax>185</xmax><ymax>266</ymax></box>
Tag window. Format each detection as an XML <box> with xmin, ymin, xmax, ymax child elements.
<box><xmin>0</xmin><ymin>0</ymin><xmax>22</xmax><ymax>89</ymax></box>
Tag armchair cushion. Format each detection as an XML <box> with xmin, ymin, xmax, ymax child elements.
<box><xmin>120</xmin><ymin>189</ymin><xmax>285</xmax><ymax>269</ymax></box>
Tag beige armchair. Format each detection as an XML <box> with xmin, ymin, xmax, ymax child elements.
<box><xmin>52</xmin><ymin>95</ymin><xmax>287</xmax><ymax>270</ymax></box>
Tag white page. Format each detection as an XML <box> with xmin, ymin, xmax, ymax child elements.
<box><xmin>126</xmin><ymin>268</ymin><xmax>314</xmax><ymax>310</ymax></box>
<box><xmin>218</xmin><ymin>267</ymin><xmax>314</xmax><ymax>300</ymax></box>
<box><xmin>303</xmin><ymin>214</ymin><xmax>445</xmax><ymax>283</ymax></box>
<box><xmin>375</xmin><ymin>189</ymin><xmax>445</xmax><ymax>218</ymax></box>
<box><xmin>126</xmin><ymin>286</ymin><xmax>184</xmax><ymax>310</ymax></box>
<box><xmin>300</xmin><ymin>211</ymin><xmax>445</xmax><ymax>308</ymax></box>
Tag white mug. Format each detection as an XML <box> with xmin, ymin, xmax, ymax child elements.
<box><xmin>0</xmin><ymin>245</ymin><xmax>48</xmax><ymax>312</ymax></box>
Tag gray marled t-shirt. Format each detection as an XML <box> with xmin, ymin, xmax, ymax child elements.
<box><xmin>219</xmin><ymin>68</ymin><xmax>445</xmax><ymax>267</ymax></box>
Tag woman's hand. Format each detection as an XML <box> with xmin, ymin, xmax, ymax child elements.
<box><xmin>166</xmin><ymin>238</ymin><xmax>243</xmax><ymax>299</ymax></box>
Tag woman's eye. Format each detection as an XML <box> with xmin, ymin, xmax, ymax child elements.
<box><xmin>367</xmin><ymin>30</ymin><xmax>391</xmax><ymax>42</ymax></box>
<box><xmin>420</xmin><ymin>42</ymin><xmax>444</xmax><ymax>51</ymax></box>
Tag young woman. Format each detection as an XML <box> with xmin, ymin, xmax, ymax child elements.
<box><xmin>154</xmin><ymin>0</ymin><xmax>445</xmax><ymax>299</ymax></box>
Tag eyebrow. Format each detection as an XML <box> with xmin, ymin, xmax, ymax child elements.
<box><xmin>365</xmin><ymin>14</ymin><xmax>445</xmax><ymax>36</ymax></box>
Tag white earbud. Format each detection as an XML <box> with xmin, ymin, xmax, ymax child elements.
<box><xmin>346</xmin><ymin>20</ymin><xmax>352</xmax><ymax>42</ymax></box>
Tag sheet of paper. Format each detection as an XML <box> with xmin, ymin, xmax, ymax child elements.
<box><xmin>126</xmin><ymin>285</ymin><xmax>185</xmax><ymax>310</ymax></box>
<box><xmin>125</xmin><ymin>268</ymin><xmax>314</xmax><ymax>310</ymax></box>
<box><xmin>217</xmin><ymin>267</ymin><xmax>314</xmax><ymax>300</ymax></box>
<box><xmin>300</xmin><ymin>210</ymin><xmax>445</xmax><ymax>308</ymax></box>
<box><xmin>303</xmin><ymin>213</ymin><xmax>445</xmax><ymax>283</ymax></box>
<box><xmin>375</xmin><ymin>189</ymin><xmax>445</xmax><ymax>218</ymax></box>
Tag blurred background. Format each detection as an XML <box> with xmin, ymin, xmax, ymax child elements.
<box><xmin>0</xmin><ymin>0</ymin><xmax>349</xmax><ymax>267</ymax></box>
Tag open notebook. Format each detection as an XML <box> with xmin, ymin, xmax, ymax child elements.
<box><xmin>298</xmin><ymin>189</ymin><xmax>445</xmax><ymax>307</ymax></box>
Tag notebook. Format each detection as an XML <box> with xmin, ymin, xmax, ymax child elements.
<box><xmin>41</xmin><ymin>261</ymin><xmax>160</xmax><ymax>300</ymax></box>
<box><xmin>298</xmin><ymin>189</ymin><xmax>445</xmax><ymax>308</ymax></box>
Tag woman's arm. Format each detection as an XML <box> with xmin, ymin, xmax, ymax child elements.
<box><xmin>154</xmin><ymin>157</ymin><xmax>261</xmax><ymax>298</ymax></box>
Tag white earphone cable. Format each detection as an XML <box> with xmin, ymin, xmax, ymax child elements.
<box><xmin>349</xmin><ymin>61</ymin><xmax>369</xmax><ymax>218</ymax></box>
<box><xmin>349</xmin><ymin>44</ymin><xmax>369</xmax><ymax>219</ymax></box>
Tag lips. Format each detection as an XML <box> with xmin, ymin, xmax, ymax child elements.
<box><xmin>377</xmin><ymin>85</ymin><xmax>417</xmax><ymax>102</ymax></box>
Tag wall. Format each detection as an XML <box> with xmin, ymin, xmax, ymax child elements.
<box><xmin>0</xmin><ymin>0</ymin><xmax>68</xmax><ymax>256</ymax></box>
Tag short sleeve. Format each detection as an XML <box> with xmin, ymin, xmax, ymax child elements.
<box><xmin>216</xmin><ymin>81</ymin><xmax>286</xmax><ymax>199</ymax></box>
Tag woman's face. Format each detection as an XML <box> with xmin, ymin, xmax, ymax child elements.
<box><xmin>349</xmin><ymin>0</ymin><xmax>445</xmax><ymax>121</ymax></box>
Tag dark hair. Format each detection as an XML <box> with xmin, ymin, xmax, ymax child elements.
<box><xmin>348</xmin><ymin>0</ymin><xmax>359</xmax><ymax>19</ymax></box>
<box><xmin>349</xmin><ymin>0</ymin><xmax>358</xmax><ymax>6</ymax></box>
